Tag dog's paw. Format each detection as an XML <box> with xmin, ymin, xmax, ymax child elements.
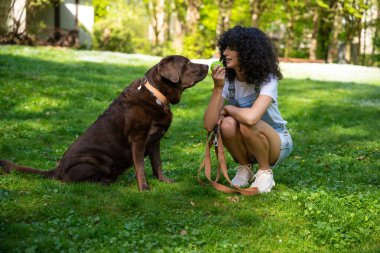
<box><xmin>138</xmin><ymin>183</ymin><xmax>150</xmax><ymax>191</ymax></box>
<box><xmin>158</xmin><ymin>176</ymin><xmax>175</xmax><ymax>184</ymax></box>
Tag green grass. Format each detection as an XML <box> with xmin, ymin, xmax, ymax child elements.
<box><xmin>0</xmin><ymin>45</ymin><xmax>379</xmax><ymax>253</ymax></box>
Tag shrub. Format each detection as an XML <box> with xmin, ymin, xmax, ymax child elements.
<box><xmin>92</xmin><ymin>18</ymin><xmax>134</xmax><ymax>53</ymax></box>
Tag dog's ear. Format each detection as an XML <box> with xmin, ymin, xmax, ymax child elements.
<box><xmin>157</xmin><ymin>57</ymin><xmax>180</xmax><ymax>83</ymax></box>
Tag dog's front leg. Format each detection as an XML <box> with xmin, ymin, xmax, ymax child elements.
<box><xmin>149</xmin><ymin>140</ymin><xmax>174</xmax><ymax>183</ymax></box>
<box><xmin>131</xmin><ymin>140</ymin><xmax>149</xmax><ymax>191</ymax></box>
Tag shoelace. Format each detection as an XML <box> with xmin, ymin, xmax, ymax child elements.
<box><xmin>235</xmin><ymin>164</ymin><xmax>254</xmax><ymax>179</ymax></box>
<box><xmin>253</xmin><ymin>169</ymin><xmax>273</xmax><ymax>183</ymax></box>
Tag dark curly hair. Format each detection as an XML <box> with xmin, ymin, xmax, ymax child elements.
<box><xmin>218</xmin><ymin>26</ymin><xmax>282</xmax><ymax>87</ymax></box>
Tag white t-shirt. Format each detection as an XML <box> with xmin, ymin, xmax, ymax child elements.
<box><xmin>221</xmin><ymin>75</ymin><xmax>287</xmax><ymax>127</ymax></box>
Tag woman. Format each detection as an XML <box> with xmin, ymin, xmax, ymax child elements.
<box><xmin>204</xmin><ymin>26</ymin><xmax>293</xmax><ymax>193</ymax></box>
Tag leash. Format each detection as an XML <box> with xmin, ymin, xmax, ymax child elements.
<box><xmin>198</xmin><ymin>121</ymin><xmax>259</xmax><ymax>196</ymax></box>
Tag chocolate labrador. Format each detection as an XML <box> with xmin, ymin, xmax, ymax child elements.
<box><xmin>0</xmin><ymin>55</ymin><xmax>208</xmax><ymax>191</ymax></box>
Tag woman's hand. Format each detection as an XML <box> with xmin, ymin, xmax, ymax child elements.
<box><xmin>211</xmin><ymin>65</ymin><xmax>225</xmax><ymax>89</ymax></box>
<box><xmin>217</xmin><ymin>107</ymin><xmax>228</xmax><ymax>122</ymax></box>
<box><xmin>219</xmin><ymin>107</ymin><xmax>228</xmax><ymax>117</ymax></box>
<box><xmin>223</xmin><ymin>95</ymin><xmax>273</xmax><ymax>126</ymax></box>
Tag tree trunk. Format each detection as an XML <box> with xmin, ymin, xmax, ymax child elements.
<box><xmin>186</xmin><ymin>0</ymin><xmax>201</xmax><ymax>35</ymax></box>
<box><xmin>171</xmin><ymin>0</ymin><xmax>202</xmax><ymax>54</ymax></box>
<box><xmin>283</xmin><ymin>0</ymin><xmax>295</xmax><ymax>58</ymax></box>
<box><xmin>327</xmin><ymin>4</ymin><xmax>342</xmax><ymax>63</ymax></box>
<box><xmin>216</xmin><ymin>0</ymin><xmax>234</xmax><ymax>38</ymax></box>
<box><xmin>372</xmin><ymin>0</ymin><xmax>380</xmax><ymax>66</ymax></box>
<box><xmin>144</xmin><ymin>0</ymin><xmax>165</xmax><ymax>47</ymax></box>
<box><xmin>344</xmin><ymin>42</ymin><xmax>351</xmax><ymax>63</ymax></box>
<box><xmin>163</xmin><ymin>0</ymin><xmax>173</xmax><ymax>42</ymax></box>
<box><xmin>361</xmin><ymin>2</ymin><xmax>368</xmax><ymax>66</ymax></box>
<box><xmin>249</xmin><ymin>0</ymin><xmax>260</xmax><ymax>28</ymax></box>
<box><xmin>309</xmin><ymin>7</ymin><xmax>319</xmax><ymax>60</ymax></box>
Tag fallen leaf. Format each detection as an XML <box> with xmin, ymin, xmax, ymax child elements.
<box><xmin>356</xmin><ymin>156</ymin><xmax>367</xmax><ymax>161</ymax></box>
<box><xmin>227</xmin><ymin>196</ymin><xmax>240</xmax><ymax>203</ymax></box>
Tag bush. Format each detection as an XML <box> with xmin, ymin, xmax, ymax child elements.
<box><xmin>183</xmin><ymin>31</ymin><xmax>215</xmax><ymax>59</ymax></box>
<box><xmin>92</xmin><ymin>19</ymin><xmax>134</xmax><ymax>53</ymax></box>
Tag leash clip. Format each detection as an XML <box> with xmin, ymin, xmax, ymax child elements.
<box><xmin>213</xmin><ymin>124</ymin><xmax>220</xmax><ymax>147</ymax></box>
<box><xmin>213</xmin><ymin>134</ymin><xmax>218</xmax><ymax>147</ymax></box>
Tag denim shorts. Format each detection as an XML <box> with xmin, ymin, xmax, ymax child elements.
<box><xmin>271</xmin><ymin>129</ymin><xmax>293</xmax><ymax>168</ymax></box>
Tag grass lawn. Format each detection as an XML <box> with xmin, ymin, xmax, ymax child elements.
<box><xmin>0</xmin><ymin>45</ymin><xmax>379</xmax><ymax>253</ymax></box>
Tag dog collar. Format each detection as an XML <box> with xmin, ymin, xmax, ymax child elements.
<box><xmin>138</xmin><ymin>78</ymin><xmax>169</xmax><ymax>105</ymax></box>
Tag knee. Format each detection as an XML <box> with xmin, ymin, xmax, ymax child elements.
<box><xmin>239</xmin><ymin>123</ymin><xmax>259</xmax><ymax>138</ymax></box>
<box><xmin>220</xmin><ymin>117</ymin><xmax>238</xmax><ymax>138</ymax></box>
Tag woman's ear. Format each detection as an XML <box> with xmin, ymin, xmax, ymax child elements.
<box><xmin>157</xmin><ymin>56</ymin><xmax>180</xmax><ymax>83</ymax></box>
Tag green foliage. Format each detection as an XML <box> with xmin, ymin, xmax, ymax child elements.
<box><xmin>181</xmin><ymin>0</ymin><xmax>219</xmax><ymax>58</ymax></box>
<box><xmin>1</xmin><ymin>46</ymin><xmax>379</xmax><ymax>252</ymax></box>
<box><xmin>92</xmin><ymin>0</ymin><xmax>110</xmax><ymax>22</ymax></box>
<box><xmin>93</xmin><ymin>18</ymin><xmax>134</xmax><ymax>53</ymax></box>
<box><xmin>29</xmin><ymin>0</ymin><xmax>56</xmax><ymax>7</ymax></box>
<box><xmin>230</xmin><ymin>0</ymin><xmax>251</xmax><ymax>27</ymax></box>
<box><xmin>183</xmin><ymin>31</ymin><xmax>215</xmax><ymax>59</ymax></box>
<box><xmin>92</xmin><ymin>0</ymin><xmax>149</xmax><ymax>54</ymax></box>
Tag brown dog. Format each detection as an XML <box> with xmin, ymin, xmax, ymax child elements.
<box><xmin>0</xmin><ymin>55</ymin><xmax>208</xmax><ymax>191</ymax></box>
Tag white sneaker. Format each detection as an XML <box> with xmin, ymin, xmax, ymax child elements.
<box><xmin>250</xmin><ymin>169</ymin><xmax>275</xmax><ymax>193</ymax></box>
<box><xmin>231</xmin><ymin>164</ymin><xmax>254</xmax><ymax>187</ymax></box>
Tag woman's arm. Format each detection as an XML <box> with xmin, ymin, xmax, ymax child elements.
<box><xmin>224</xmin><ymin>94</ymin><xmax>273</xmax><ymax>126</ymax></box>
<box><xmin>204</xmin><ymin>65</ymin><xmax>226</xmax><ymax>132</ymax></box>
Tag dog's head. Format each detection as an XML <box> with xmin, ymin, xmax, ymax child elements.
<box><xmin>147</xmin><ymin>55</ymin><xmax>208</xmax><ymax>104</ymax></box>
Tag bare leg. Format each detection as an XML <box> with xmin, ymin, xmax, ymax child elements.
<box><xmin>239</xmin><ymin>121</ymin><xmax>281</xmax><ymax>169</ymax></box>
<box><xmin>220</xmin><ymin>117</ymin><xmax>281</xmax><ymax>169</ymax></box>
<box><xmin>220</xmin><ymin>117</ymin><xmax>250</xmax><ymax>164</ymax></box>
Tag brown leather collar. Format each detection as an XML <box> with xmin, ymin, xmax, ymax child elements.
<box><xmin>144</xmin><ymin>78</ymin><xmax>169</xmax><ymax>105</ymax></box>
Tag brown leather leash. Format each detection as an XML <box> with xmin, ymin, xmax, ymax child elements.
<box><xmin>198</xmin><ymin>122</ymin><xmax>259</xmax><ymax>196</ymax></box>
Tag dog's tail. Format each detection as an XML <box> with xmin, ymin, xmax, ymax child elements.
<box><xmin>0</xmin><ymin>160</ymin><xmax>56</xmax><ymax>178</ymax></box>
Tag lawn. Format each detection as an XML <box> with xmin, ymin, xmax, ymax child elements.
<box><xmin>0</xmin><ymin>45</ymin><xmax>379</xmax><ymax>253</ymax></box>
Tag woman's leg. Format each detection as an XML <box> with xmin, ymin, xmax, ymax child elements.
<box><xmin>239</xmin><ymin>120</ymin><xmax>281</xmax><ymax>193</ymax></box>
<box><xmin>220</xmin><ymin>117</ymin><xmax>254</xmax><ymax>187</ymax></box>
<box><xmin>220</xmin><ymin>117</ymin><xmax>281</xmax><ymax>167</ymax></box>
<box><xmin>220</xmin><ymin>117</ymin><xmax>281</xmax><ymax>192</ymax></box>
<box><xmin>239</xmin><ymin>120</ymin><xmax>281</xmax><ymax>169</ymax></box>
<box><xmin>220</xmin><ymin>116</ymin><xmax>250</xmax><ymax>164</ymax></box>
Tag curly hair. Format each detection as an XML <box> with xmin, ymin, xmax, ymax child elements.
<box><xmin>217</xmin><ymin>26</ymin><xmax>282</xmax><ymax>86</ymax></box>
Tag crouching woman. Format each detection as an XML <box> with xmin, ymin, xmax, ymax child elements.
<box><xmin>204</xmin><ymin>26</ymin><xmax>293</xmax><ymax>193</ymax></box>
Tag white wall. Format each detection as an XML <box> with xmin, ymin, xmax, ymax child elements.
<box><xmin>61</xmin><ymin>0</ymin><xmax>94</xmax><ymax>47</ymax></box>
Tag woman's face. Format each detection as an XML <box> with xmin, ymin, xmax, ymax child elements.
<box><xmin>223</xmin><ymin>46</ymin><xmax>239</xmax><ymax>70</ymax></box>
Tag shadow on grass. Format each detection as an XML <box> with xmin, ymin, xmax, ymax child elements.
<box><xmin>0</xmin><ymin>53</ymin><xmax>147</xmax><ymax>115</ymax></box>
<box><xmin>276</xmin><ymin>79</ymin><xmax>380</xmax><ymax>191</ymax></box>
<box><xmin>0</xmin><ymin>53</ymin><xmax>149</xmax><ymax>166</ymax></box>
<box><xmin>1</xmin><ymin>49</ymin><xmax>379</xmax><ymax>251</ymax></box>
<box><xmin>1</xmin><ymin>52</ymin><xmax>379</xmax><ymax>192</ymax></box>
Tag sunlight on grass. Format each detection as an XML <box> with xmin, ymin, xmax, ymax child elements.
<box><xmin>13</xmin><ymin>96</ymin><xmax>68</xmax><ymax>114</ymax></box>
<box><xmin>330</xmin><ymin>124</ymin><xmax>368</xmax><ymax>137</ymax></box>
<box><xmin>0</xmin><ymin>46</ymin><xmax>379</xmax><ymax>253</ymax></box>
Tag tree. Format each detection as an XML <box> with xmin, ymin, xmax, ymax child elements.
<box><xmin>92</xmin><ymin>0</ymin><xmax>110</xmax><ymax>22</ymax></box>
<box><xmin>341</xmin><ymin>0</ymin><xmax>369</xmax><ymax>64</ymax></box>
<box><xmin>143</xmin><ymin>0</ymin><xmax>165</xmax><ymax>47</ymax></box>
<box><xmin>171</xmin><ymin>0</ymin><xmax>203</xmax><ymax>54</ymax></box>
<box><xmin>248</xmin><ymin>0</ymin><xmax>271</xmax><ymax>28</ymax></box>
<box><xmin>281</xmin><ymin>0</ymin><xmax>308</xmax><ymax>58</ymax></box>
<box><xmin>216</xmin><ymin>0</ymin><xmax>235</xmax><ymax>38</ymax></box>
<box><xmin>0</xmin><ymin>0</ymin><xmax>54</xmax><ymax>45</ymax></box>
<box><xmin>93</xmin><ymin>0</ymin><xmax>148</xmax><ymax>53</ymax></box>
